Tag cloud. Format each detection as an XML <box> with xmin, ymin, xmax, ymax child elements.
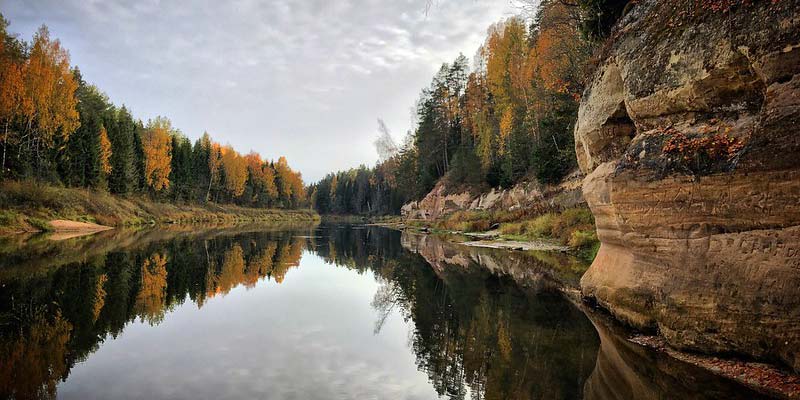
<box><xmin>3</xmin><ymin>0</ymin><xmax>515</xmax><ymax>181</ymax></box>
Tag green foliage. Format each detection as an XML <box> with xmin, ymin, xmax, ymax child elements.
<box><xmin>497</xmin><ymin>207</ymin><xmax>597</xmax><ymax>249</ymax></box>
<box><xmin>447</xmin><ymin>146</ymin><xmax>484</xmax><ymax>188</ymax></box>
<box><xmin>310</xmin><ymin>163</ymin><xmax>404</xmax><ymax>216</ymax></box>
<box><xmin>107</xmin><ymin>106</ymin><xmax>138</xmax><ymax>195</ymax></box>
<box><xmin>568</xmin><ymin>229</ymin><xmax>597</xmax><ymax>248</ymax></box>
<box><xmin>577</xmin><ymin>0</ymin><xmax>630</xmax><ymax>40</ymax></box>
<box><xmin>27</xmin><ymin>217</ymin><xmax>53</xmax><ymax>232</ymax></box>
<box><xmin>0</xmin><ymin>210</ymin><xmax>19</xmax><ymax>226</ymax></box>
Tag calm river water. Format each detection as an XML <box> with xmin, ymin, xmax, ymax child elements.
<box><xmin>0</xmin><ymin>224</ymin><xmax>771</xmax><ymax>399</ymax></box>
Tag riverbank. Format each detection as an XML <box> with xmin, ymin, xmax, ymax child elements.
<box><xmin>376</xmin><ymin>205</ymin><xmax>597</xmax><ymax>261</ymax></box>
<box><xmin>0</xmin><ymin>180</ymin><xmax>319</xmax><ymax>235</ymax></box>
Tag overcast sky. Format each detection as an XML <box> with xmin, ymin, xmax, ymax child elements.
<box><xmin>2</xmin><ymin>0</ymin><xmax>515</xmax><ymax>181</ymax></box>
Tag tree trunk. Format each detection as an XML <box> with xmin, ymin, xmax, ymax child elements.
<box><xmin>2</xmin><ymin>122</ymin><xmax>8</xmax><ymax>176</ymax></box>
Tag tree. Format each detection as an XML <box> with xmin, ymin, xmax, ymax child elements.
<box><xmin>273</xmin><ymin>156</ymin><xmax>294</xmax><ymax>206</ymax></box>
<box><xmin>0</xmin><ymin>14</ymin><xmax>29</xmax><ymax>176</ymax></box>
<box><xmin>23</xmin><ymin>26</ymin><xmax>79</xmax><ymax>171</ymax></box>
<box><xmin>62</xmin><ymin>72</ymin><xmax>112</xmax><ymax>188</ymax></box>
<box><xmin>107</xmin><ymin>106</ymin><xmax>137</xmax><ymax>194</ymax></box>
<box><xmin>98</xmin><ymin>125</ymin><xmax>112</xmax><ymax>175</ymax></box>
<box><xmin>141</xmin><ymin>117</ymin><xmax>173</xmax><ymax>192</ymax></box>
<box><xmin>220</xmin><ymin>145</ymin><xmax>247</xmax><ymax>198</ymax></box>
<box><xmin>375</xmin><ymin>119</ymin><xmax>398</xmax><ymax>161</ymax></box>
<box><xmin>169</xmin><ymin>133</ymin><xmax>193</xmax><ymax>201</ymax></box>
<box><xmin>244</xmin><ymin>152</ymin><xmax>277</xmax><ymax>206</ymax></box>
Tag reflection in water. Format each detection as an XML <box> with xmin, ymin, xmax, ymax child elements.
<box><xmin>0</xmin><ymin>225</ymin><xmax>771</xmax><ymax>399</ymax></box>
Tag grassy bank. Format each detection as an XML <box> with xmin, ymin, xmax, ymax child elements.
<box><xmin>0</xmin><ymin>180</ymin><xmax>319</xmax><ymax>234</ymax></box>
<box><xmin>403</xmin><ymin>206</ymin><xmax>600</xmax><ymax>260</ymax></box>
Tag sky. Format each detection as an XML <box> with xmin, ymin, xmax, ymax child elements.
<box><xmin>1</xmin><ymin>0</ymin><xmax>517</xmax><ymax>182</ymax></box>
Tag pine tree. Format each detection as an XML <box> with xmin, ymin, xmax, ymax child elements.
<box><xmin>108</xmin><ymin>106</ymin><xmax>137</xmax><ymax>194</ymax></box>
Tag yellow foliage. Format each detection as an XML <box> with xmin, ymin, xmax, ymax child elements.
<box><xmin>98</xmin><ymin>126</ymin><xmax>112</xmax><ymax>175</ymax></box>
<box><xmin>142</xmin><ymin>117</ymin><xmax>173</xmax><ymax>192</ymax></box>
<box><xmin>221</xmin><ymin>145</ymin><xmax>247</xmax><ymax>197</ymax></box>
<box><xmin>498</xmin><ymin>109</ymin><xmax>513</xmax><ymax>155</ymax></box>
<box><xmin>24</xmin><ymin>26</ymin><xmax>79</xmax><ymax>144</ymax></box>
<box><xmin>135</xmin><ymin>253</ymin><xmax>168</xmax><ymax>325</ymax></box>
<box><xmin>245</xmin><ymin>151</ymin><xmax>277</xmax><ymax>201</ymax></box>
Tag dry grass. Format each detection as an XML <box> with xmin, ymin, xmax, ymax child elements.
<box><xmin>422</xmin><ymin>205</ymin><xmax>600</xmax><ymax>259</ymax></box>
<box><xmin>0</xmin><ymin>180</ymin><xmax>319</xmax><ymax>233</ymax></box>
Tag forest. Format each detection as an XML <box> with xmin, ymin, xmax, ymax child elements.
<box><xmin>309</xmin><ymin>0</ymin><xmax>625</xmax><ymax>216</ymax></box>
<box><xmin>0</xmin><ymin>16</ymin><xmax>306</xmax><ymax>209</ymax></box>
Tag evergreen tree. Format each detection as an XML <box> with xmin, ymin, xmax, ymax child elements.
<box><xmin>107</xmin><ymin>106</ymin><xmax>137</xmax><ymax>195</ymax></box>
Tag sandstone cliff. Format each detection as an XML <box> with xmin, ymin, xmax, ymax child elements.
<box><xmin>575</xmin><ymin>0</ymin><xmax>800</xmax><ymax>372</ymax></box>
<box><xmin>401</xmin><ymin>172</ymin><xmax>584</xmax><ymax>220</ymax></box>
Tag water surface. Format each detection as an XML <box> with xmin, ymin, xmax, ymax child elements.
<box><xmin>0</xmin><ymin>224</ymin><xmax>770</xmax><ymax>399</ymax></box>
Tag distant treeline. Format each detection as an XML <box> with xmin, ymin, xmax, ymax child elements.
<box><xmin>310</xmin><ymin>0</ymin><xmax>602</xmax><ymax>215</ymax></box>
<box><xmin>0</xmin><ymin>16</ymin><xmax>306</xmax><ymax>208</ymax></box>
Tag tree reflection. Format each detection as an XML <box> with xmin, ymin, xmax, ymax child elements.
<box><xmin>0</xmin><ymin>228</ymin><xmax>310</xmax><ymax>399</ymax></box>
<box><xmin>314</xmin><ymin>225</ymin><xmax>599</xmax><ymax>400</ymax></box>
<box><xmin>135</xmin><ymin>253</ymin><xmax>169</xmax><ymax>325</ymax></box>
<box><xmin>0</xmin><ymin>310</ymin><xmax>71</xmax><ymax>400</ymax></box>
<box><xmin>0</xmin><ymin>225</ymin><xmax>765</xmax><ymax>400</ymax></box>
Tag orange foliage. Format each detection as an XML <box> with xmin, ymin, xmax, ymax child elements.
<box><xmin>24</xmin><ymin>26</ymin><xmax>79</xmax><ymax>144</ymax></box>
<box><xmin>0</xmin><ymin>312</ymin><xmax>71</xmax><ymax>399</ymax></box>
<box><xmin>245</xmin><ymin>151</ymin><xmax>277</xmax><ymax>202</ymax></box>
<box><xmin>0</xmin><ymin>52</ymin><xmax>28</xmax><ymax>131</ymax></box>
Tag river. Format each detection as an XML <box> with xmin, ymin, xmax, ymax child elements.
<box><xmin>0</xmin><ymin>224</ymin><xmax>772</xmax><ymax>399</ymax></box>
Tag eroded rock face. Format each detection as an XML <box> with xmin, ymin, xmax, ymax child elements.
<box><xmin>576</xmin><ymin>0</ymin><xmax>800</xmax><ymax>372</ymax></box>
<box><xmin>401</xmin><ymin>174</ymin><xmax>585</xmax><ymax>220</ymax></box>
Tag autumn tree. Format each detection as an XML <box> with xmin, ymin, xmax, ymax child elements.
<box><xmin>220</xmin><ymin>145</ymin><xmax>247</xmax><ymax>198</ymax></box>
<box><xmin>273</xmin><ymin>156</ymin><xmax>294</xmax><ymax>206</ymax></box>
<box><xmin>0</xmin><ymin>15</ymin><xmax>307</xmax><ymax>209</ymax></box>
<box><xmin>0</xmin><ymin>14</ymin><xmax>29</xmax><ymax>176</ymax></box>
<box><xmin>98</xmin><ymin>125</ymin><xmax>112</xmax><ymax>175</ymax></box>
<box><xmin>244</xmin><ymin>151</ymin><xmax>277</xmax><ymax>206</ymax></box>
<box><xmin>23</xmin><ymin>26</ymin><xmax>79</xmax><ymax>173</ymax></box>
<box><xmin>141</xmin><ymin>117</ymin><xmax>173</xmax><ymax>192</ymax></box>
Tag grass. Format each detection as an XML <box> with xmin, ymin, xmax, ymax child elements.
<box><xmin>0</xmin><ymin>180</ymin><xmax>319</xmax><ymax>234</ymax></box>
<box><xmin>409</xmin><ymin>205</ymin><xmax>600</xmax><ymax>260</ymax></box>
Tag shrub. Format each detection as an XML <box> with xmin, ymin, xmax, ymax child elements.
<box><xmin>27</xmin><ymin>217</ymin><xmax>53</xmax><ymax>232</ymax></box>
<box><xmin>527</xmin><ymin>213</ymin><xmax>557</xmax><ymax>238</ymax></box>
<box><xmin>569</xmin><ymin>230</ymin><xmax>598</xmax><ymax>248</ymax></box>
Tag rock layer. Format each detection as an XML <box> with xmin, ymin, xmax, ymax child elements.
<box><xmin>401</xmin><ymin>173</ymin><xmax>584</xmax><ymax>220</ymax></box>
<box><xmin>576</xmin><ymin>0</ymin><xmax>800</xmax><ymax>372</ymax></box>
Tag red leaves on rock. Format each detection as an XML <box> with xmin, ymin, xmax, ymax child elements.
<box><xmin>660</xmin><ymin>126</ymin><xmax>744</xmax><ymax>162</ymax></box>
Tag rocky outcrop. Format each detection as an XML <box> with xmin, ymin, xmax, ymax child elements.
<box><xmin>576</xmin><ymin>1</ymin><xmax>800</xmax><ymax>372</ymax></box>
<box><xmin>401</xmin><ymin>172</ymin><xmax>584</xmax><ymax>219</ymax></box>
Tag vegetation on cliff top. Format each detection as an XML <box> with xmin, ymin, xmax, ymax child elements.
<box><xmin>310</xmin><ymin>0</ymin><xmax>594</xmax><ymax>216</ymax></box>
